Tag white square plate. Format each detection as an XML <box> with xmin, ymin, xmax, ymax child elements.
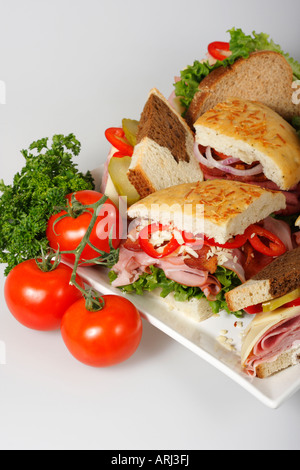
<box><xmin>86</xmin><ymin>166</ymin><xmax>300</xmax><ymax>409</ymax></box>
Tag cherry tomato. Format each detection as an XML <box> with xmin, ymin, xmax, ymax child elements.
<box><xmin>46</xmin><ymin>190</ymin><xmax>121</xmax><ymax>265</ymax></box>
<box><xmin>60</xmin><ymin>295</ymin><xmax>143</xmax><ymax>367</ymax></box>
<box><xmin>104</xmin><ymin>128</ymin><xmax>134</xmax><ymax>157</ymax></box>
<box><xmin>4</xmin><ymin>259</ymin><xmax>84</xmax><ymax>331</ymax></box>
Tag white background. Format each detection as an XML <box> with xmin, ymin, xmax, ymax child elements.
<box><xmin>1</xmin><ymin>0</ymin><xmax>300</xmax><ymax>451</ymax></box>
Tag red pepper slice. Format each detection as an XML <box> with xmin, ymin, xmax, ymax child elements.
<box><xmin>244</xmin><ymin>296</ymin><xmax>300</xmax><ymax>314</ymax></box>
<box><xmin>182</xmin><ymin>231</ymin><xmax>205</xmax><ymax>248</ymax></box>
<box><xmin>204</xmin><ymin>233</ymin><xmax>248</xmax><ymax>249</ymax></box>
<box><xmin>112</xmin><ymin>151</ymin><xmax>128</xmax><ymax>159</ymax></box>
<box><xmin>244</xmin><ymin>304</ymin><xmax>263</xmax><ymax>314</ymax></box>
<box><xmin>245</xmin><ymin>224</ymin><xmax>286</xmax><ymax>257</ymax></box>
<box><xmin>207</xmin><ymin>41</ymin><xmax>230</xmax><ymax>61</ymax></box>
<box><xmin>182</xmin><ymin>231</ymin><xmax>247</xmax><ymax>249</ymax></box>
<box><xmin>138</xmin><ymin>224</ymin><xmax>180</xmax><ymax>259</ymax></box>
<box><xmin>105</xmin><ymin>127</ymin><xmax>134</xmax><ymax>157</ymax></box>
<box><xmin>281</xmin><ymin>297</ymin><xmax>300</xmax><ymax>309</ymax></box>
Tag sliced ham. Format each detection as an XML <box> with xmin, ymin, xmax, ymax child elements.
<box><xmin>244</xmin><ymin>313</ymin><xmax>300</xmax><ymax>377</ymax></box>
<box><xmin>111</xmin><ymin>246</ymin><xmax>223</xmax><ymax>300</ymax></box>
<box><xmin>111</xmin><ymin>217</ymin><xmax>293</xmax><ymax>302</ymax></box>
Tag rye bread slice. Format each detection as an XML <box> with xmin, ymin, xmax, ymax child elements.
<box><xmin>225</xmin><ymin>246</ymin><xmax>300</xmax><ymax>311</ymax></box>
<box><xmin>127</xmin><ymin>88</ymin><xmax>203</xmax><ymax>198</ymax></box>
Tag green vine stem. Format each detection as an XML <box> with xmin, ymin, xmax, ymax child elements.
<box><xmin>49</xmin><ymin>192</ymin><xmax>119</xmax><ymax>312</ymax></box>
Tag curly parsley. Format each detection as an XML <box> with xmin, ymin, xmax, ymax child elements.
<box><xmin>0</xmin><ymin>134</ymin><xmax>94</xmax><ymax>275</ymax></box>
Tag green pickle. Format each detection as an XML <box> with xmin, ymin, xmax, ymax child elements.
<box><xmin>108</xmin><ymin>155</ymin><xmax>140</xmax><ymax>206</ymax></box>
<box><xmin>122</xmin><ymin>118</ymin><xmax>139</xmax><ymax>147</ymax></box>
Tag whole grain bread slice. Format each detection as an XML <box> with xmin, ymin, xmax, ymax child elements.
<box><xmin>185</xmin><ymin>50</ymin><xmax>300</xmax><ymax>128</ymax></box>
<box><xmin>225</xmin><ymin>246</ymin><xmax>300</xmax><ymax>312</ymax></box>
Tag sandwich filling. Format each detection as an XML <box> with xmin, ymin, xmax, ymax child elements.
<box><xmin>109</xmin><ymin>215</ymin><xmax>293</xmax><ymax>316</ymax></box>
<box><xmin>241</xmin><ymin>307</ymin><xmax>300</xmax><ymax>378</ymax></box>
<box><xmin>194</xmin><ymin>98</ymin><xmax>300</xmax><ymax>216</ymax></box>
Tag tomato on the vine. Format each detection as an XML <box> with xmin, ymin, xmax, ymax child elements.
<box><xmin>4</xmin><ymin>259</ymin><xmax>84</xmax><ymax>331</ymax></box>
<box><xmin>46</xmin><ymin>190</ymin><xmax>121</xmax><ymax>265</ymax></box>
<box><xmin>60</xmin><ymin>295</ymin><xmax>143</xmax><ymax>367</ymax></box>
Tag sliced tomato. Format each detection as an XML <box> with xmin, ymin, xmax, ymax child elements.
<box><xmin>213</xmin><ymin>149</ymin><xmax>231</xmax><ymax>160</ymax></box>
<box><xmin>104</xmin><ymin>127</ymin><xmax>134</xmax><ymax>157</ymax></box>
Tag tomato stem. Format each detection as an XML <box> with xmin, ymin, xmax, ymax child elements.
<box><xmin>35</xmin><ymin>247</ymin><xmax>61</xmax><ymax>272</ymax></box>
<box><xmin>66</xmin><ymin>194</ymin><xmax>110</xmax><ymax>311</ymax></box>
<box><xmin>50</xmin><ymin>192</ymin><xmax>120</xmax><ymax>311</ymax></box>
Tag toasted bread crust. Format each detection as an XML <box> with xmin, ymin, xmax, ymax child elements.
<box><xmin>127</xmin><ymin>164</ymin><xmax>157</xmax><ymax>199</ymax></box>
<box><xmin>185</xmin><ymin>51</ymin><xmax>300</xmax><ymax>128</ymax></box>
<box><xmin>255</xmin><ymin>347</ymin><xmax>300</xmax><ymax>378</ymax></box>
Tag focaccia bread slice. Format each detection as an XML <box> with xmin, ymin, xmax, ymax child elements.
<box><xmin>194</xmin><ymin>97</ymin><xmax>300</xmax><ymax>190</ymax></box>
<box><xmin>127</xmin><ymin>179</ymin><xmax>286</xmax><ymax>244</ymax></box>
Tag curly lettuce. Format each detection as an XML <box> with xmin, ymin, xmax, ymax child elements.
<box><xmin>175</xmin><ymin>28</ymin><xmax>300</xmax><ymax>113</ymax></box>
<box><xmin>109</xmin><ymin>265</ymin><xmax>244</xmax><ymax>317</ymax></box>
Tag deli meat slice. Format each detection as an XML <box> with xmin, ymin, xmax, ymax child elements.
<box><xmin>111</xmin><ymin>246</ymin><xmax>223</xmax><ymax>300</ymax></box>
<box><xmin>244</xmin><ymin>313</ymin><xmax>300</xmax><ymax>377</ymax></box>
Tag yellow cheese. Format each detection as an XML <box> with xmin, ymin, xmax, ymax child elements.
<box><xmin>241</xmin><ymin>305</ymin><xmax>300</xmax><ymax>365</ymax></box>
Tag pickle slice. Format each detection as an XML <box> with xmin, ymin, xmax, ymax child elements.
<box><xmin>262</xmin><ymin>287</ymin><xmax>300</xmax><ymax>312</ymax></box>
<box><xmin>108</xmin><ymin>155</ymin><xmax>140</xmax><ymax>206</ymax></box>
<box><xmin>122</xmin><ymin>119</ymin><xmax>139</xmax><ymax>147</ymax></box>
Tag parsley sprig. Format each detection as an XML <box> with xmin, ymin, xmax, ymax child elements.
<box><xmin>0</xmin><ymin>134</ymin><xmax>94</xmax><ymax>275</ymax></box>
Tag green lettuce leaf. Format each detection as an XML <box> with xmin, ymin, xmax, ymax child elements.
<box><xmin>175</xmin><ymin>28</ymin><xmax>300</xmax><ymax>112</ymax></box>
<box><xmin>109</xmin><ymin>265</ymin><xmax>244</xmax><ymax>317</ymax></box>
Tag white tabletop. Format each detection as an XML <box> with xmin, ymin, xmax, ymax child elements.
<box><xmin>1</xmin><ymin>0</ymin><xmax>300</xmax><ymax>451</ymax></box>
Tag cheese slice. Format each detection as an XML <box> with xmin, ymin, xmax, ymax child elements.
<box><xmin>241</xmin><ymin>305</ymin><xmax>300</xmax><ymax>365</ymax></box>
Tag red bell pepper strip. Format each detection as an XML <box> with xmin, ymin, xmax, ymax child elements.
<box><xmin>282</xmin><ymin>297</ymin><xmax>300</xmax><ymax>308</ymax></box>
<box><xmin>245</xmin><ymin>224</ymin><xmax>286</xmax><ymax>257</ymax></box>
<box><xmin>111</xmin><ymin>151</ymin><xmax>128</xmax><ymax>159</ymax></box>
<box><xmin>105</xmin><ymin>127</ymin><xmax>134</xmax><ymax>157</ymax></box>
<box><xmin>204</xmin><ymin>233</ymin><xmax>248</xmax><ymax>249</ymax></box>
<box><xmin>181</xmin><ymin>231</ymin><xmax>205</xmax><ymax>248</ymax></box>
<box><xmin>245</xmin><ymin>296</ymin><xmax>300</xmax><ymax>314</ymax></box>
<box><xmin>244</xmin><ymin>304</ymin><xmax>263</xmax><ymax>314</ymax></box>
<box><xmin>138</xmin><ymin>224</ymin><xmax>180</xmax><ymax>259</ymax></box>
<box><xmin>207</xmin><ymin>41</ymin><xmax>230</xmax><ymax>61</ymax></box>
<box><xmin>183</xmin><ymin>230</ymin><xmax>247</xmax><ymax>249</ymax></box>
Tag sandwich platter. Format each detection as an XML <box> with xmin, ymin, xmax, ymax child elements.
<box><xmin>78</xmin><ymin>166</ymin><xmax>300</xmax><ymax>409</ymax></box>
